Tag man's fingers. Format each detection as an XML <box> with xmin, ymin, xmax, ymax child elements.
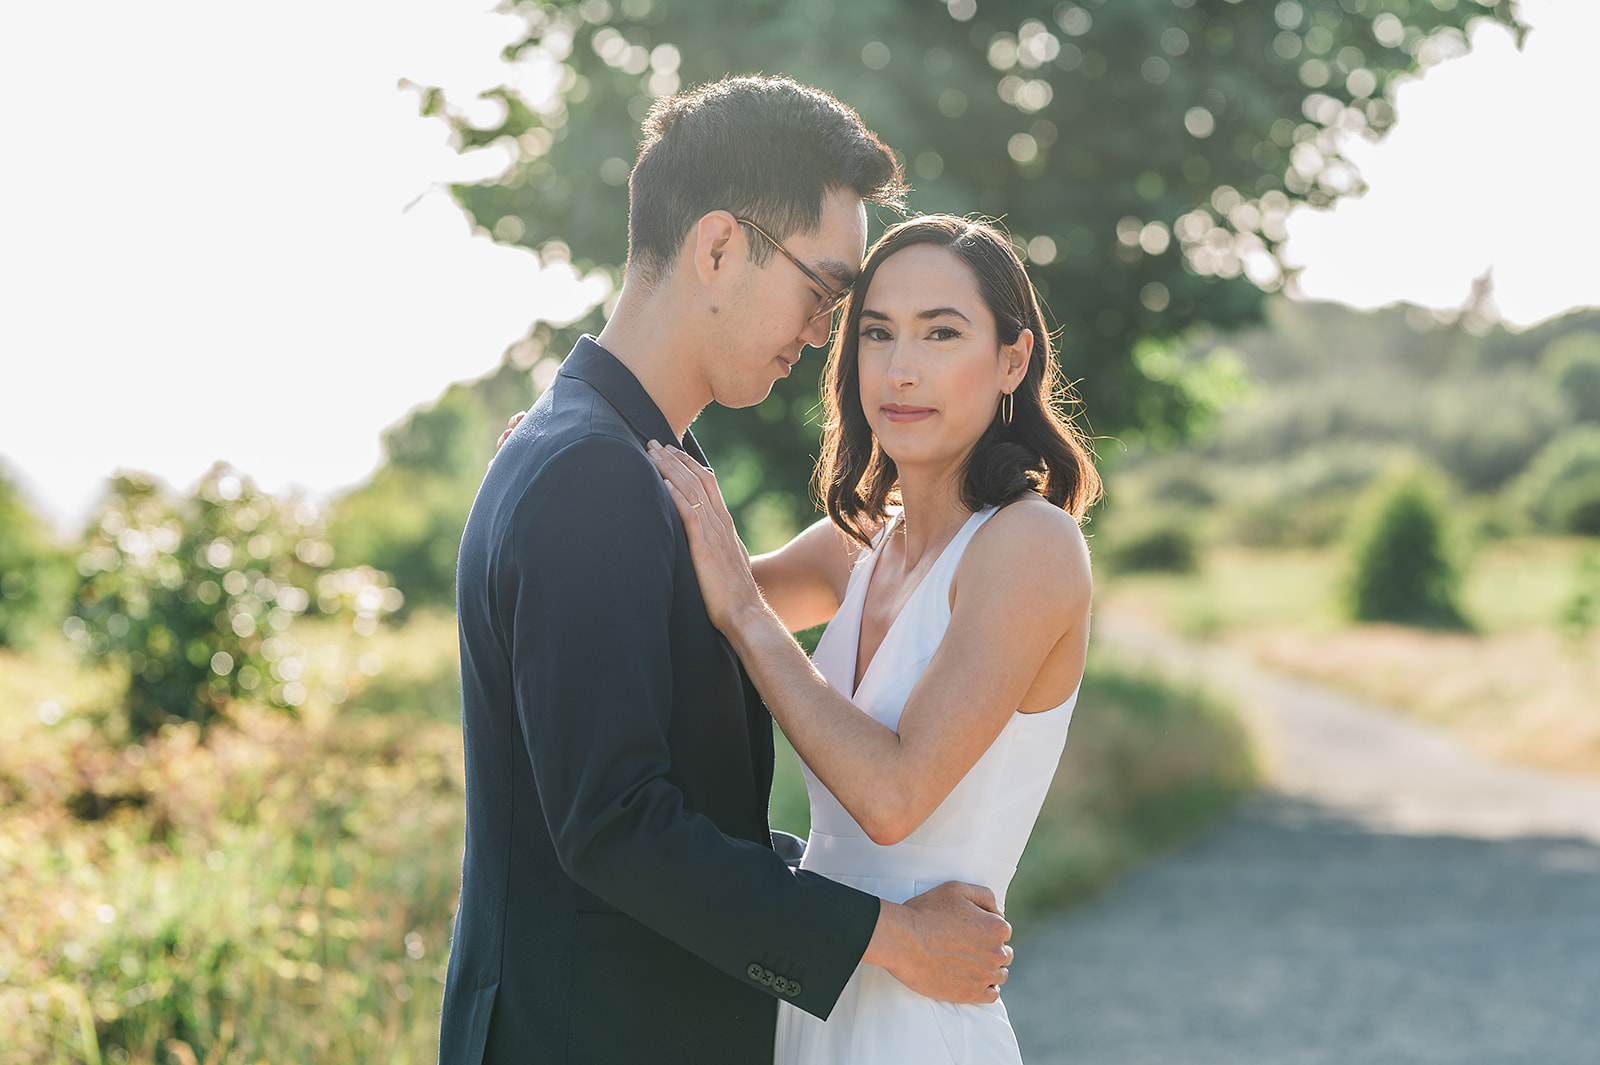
<box><xmin>955</xmin><ymin>881</ymin><xmax>1002</xmax><ymax>916</ymax></box>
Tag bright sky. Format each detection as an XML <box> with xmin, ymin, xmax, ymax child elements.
<box><xmin>2</xmin><ymin>0</ymin><xmax>1595</xmax><ymax>535</ymax></box>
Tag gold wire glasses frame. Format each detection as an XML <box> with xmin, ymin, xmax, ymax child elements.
<box><xmin>735</xmin><ymin>217</ymin><xmax>852</xmax><ymax>321</ymax></box>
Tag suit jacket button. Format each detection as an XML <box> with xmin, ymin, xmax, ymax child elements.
<box><xmin>747</xmin><ymin>963</ymin><xmax>764</xmax><ymax>982</ymax></box>
<box><xmin>787</xmin><ymin>981</ymin><xmax>803</xmax><ymax>997</ymax></box>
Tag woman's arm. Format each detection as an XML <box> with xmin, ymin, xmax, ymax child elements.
<box><xmin>648</xmin><ymin>442</ymin><xmax>1091</xmax><ymax>846</ymax></box>
<box><xmin>750</xmin><ymin>517</ymin><xmax>861</xmax><ymax>634</ymax></box>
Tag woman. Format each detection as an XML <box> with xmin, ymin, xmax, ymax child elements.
<box><xmin>646</xmin><ymin>214</ymin><xmax>1100</xmax><ymax>1064</ymax></box>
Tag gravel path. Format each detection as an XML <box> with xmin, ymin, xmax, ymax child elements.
<box><xmin>1005</xmin><ymin>612</ymin><xmax>1600</xmax><ymax>1064</ymax></box>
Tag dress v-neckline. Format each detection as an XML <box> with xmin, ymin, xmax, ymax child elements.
<box><xmin>849</xmin><ymin>509</ymin><xmax>983</xmax><ymax>700</ymax></box>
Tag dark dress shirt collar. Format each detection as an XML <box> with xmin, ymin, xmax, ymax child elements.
<box><xmin>558</xmin><ymin>335</ymin><xmax>710</xmax><ymax>467</ymax></box>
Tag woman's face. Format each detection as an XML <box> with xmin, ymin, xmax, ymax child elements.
<box><xmin>855</xmin><ymin>243</ymin><xmax>1029</xmax><ymax>479</ymax></box>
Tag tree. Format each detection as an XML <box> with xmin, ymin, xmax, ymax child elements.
<box><xmin>347</xmin><ymin>0</ymin><xmax>1520</xmax><ymax>594</ymax></box>
<box><xmin>434</xmin><ymin>0</ymin><xmax>1517</xmax><ymax>426</ymax></box>
<box><xmin>327</xmin><ymin>351</ymin><xmax>542</xmax><ymax>609</ymax></box>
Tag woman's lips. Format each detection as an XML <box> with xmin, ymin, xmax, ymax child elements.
<box><xmin>881</xmin><ymin>404</ymin><xmax>935</xmax><ymax>422</ymax></box>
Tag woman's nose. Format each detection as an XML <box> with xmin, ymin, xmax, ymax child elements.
<box><xmin>886</xmin><ymin>340</ymin><xmax>918</xmax><ymax>385</ymax></box>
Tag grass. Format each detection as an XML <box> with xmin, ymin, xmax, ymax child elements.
<box><xmin>1</xmin><ymin>614</ymin><xmax>1256</xmax><ymax>1062</ymax></box>
<box><xmin>0</xmin><ymin>621</ymin><xmax>466</xmax><ymax>1065</ymax></box>
<box><xmin>1099</xmin><ymin>536</ymin><xmax>1600</xmax><ymax>777</ymax></box>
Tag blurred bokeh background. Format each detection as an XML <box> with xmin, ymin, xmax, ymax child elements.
<box><xmin>3</xmin><ymin>0</ymin><xmax>1597</xmax><ymax>1061</ymax></box>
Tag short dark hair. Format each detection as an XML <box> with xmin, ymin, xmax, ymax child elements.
<box><xmin>818</xmin><ymin>215</ymin><xmax>1102</xmax><ymax>547</ymax></box>
<box><xmin>627</xmin><ymin>76</ymin><xmax>906</xmax><ymax>286</ymax></box>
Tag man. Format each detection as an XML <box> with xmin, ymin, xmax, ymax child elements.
<box><xmin>440</xmin><ymin>76</ymin><xmax>1012</xmax><ymax>1064</ymax></box>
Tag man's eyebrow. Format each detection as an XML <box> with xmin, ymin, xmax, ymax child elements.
<box><xmin>811</xmin><ymin>257</ymin><xmax>859</xmax><ymax>289</ymax></box>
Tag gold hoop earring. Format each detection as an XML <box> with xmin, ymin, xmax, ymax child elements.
<box><xmin>1001</xmin><ymin>391</ymin><xmax>1014</xmax><ymax>426</ymax></box>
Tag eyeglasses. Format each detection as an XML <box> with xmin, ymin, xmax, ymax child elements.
<box><xmin>735</xmin><ymin>217</ymin><xmax>852</xmax><ymax>321</ymax></box>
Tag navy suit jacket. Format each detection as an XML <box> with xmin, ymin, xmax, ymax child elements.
<box><xmin>438</xmin><ymin>337</ymin><xmax>880</xmax><ymax>1064</ymax></box>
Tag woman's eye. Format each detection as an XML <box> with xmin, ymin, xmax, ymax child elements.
<box><xmin>860</xmin><ymin>326</ymin><xmax>891</xmax><ymax>342</ymax></box>
<box><xmin>929</xmin><ymin>327</ymin><xmax>960</xmax><ymax>341</ymax></box>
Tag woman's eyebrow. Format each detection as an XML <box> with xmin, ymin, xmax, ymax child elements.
<box><xmin>917</xmin><ymin>307</ymin><xmax>971</xmax><ymax>323</ymax></box>
<box><xmin>858</xmin><ymin>307</ymin><xmax>973</xmax><ymax>323</ymax></box>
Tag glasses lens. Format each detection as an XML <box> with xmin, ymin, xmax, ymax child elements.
<box><xmin>812</xmin><ymin>293</ymin><xmax>847</xmax><ymax>323</ymax></box>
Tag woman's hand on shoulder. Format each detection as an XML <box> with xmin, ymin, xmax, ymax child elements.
<box><xmin>491</xmin><ymin>411</ymin><xmax>527</xmax><ymax>466</ymax></box>
<box><xmin>647</xmin><ymin>441</ymin><xmax>771</xmax><ymax>635</ymax></box>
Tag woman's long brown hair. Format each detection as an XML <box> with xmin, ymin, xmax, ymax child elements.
<box><xmin>816</xmin><ymin>214</ymin><xmax>1101</xmax><ymax>547</ymax></box>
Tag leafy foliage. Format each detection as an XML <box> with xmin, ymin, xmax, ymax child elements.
<box><xmin>70</xmin><ymin>465</ymin><xmax>400</xmax><ymax>737</ymax></box>
<box><xmin>327</xmin><ymin>354</ymin><xmax>544</xmax><ymax>609</ymax></box>
<box><xmin>0</xmin><ymin>464</ymin><xmax>70</xmax><ymax>649</ymax></box>
<box><xmin>1541</xmin><ymin>330</ymin><xmax>1600</xmax><ymax>424</ymax></box>
<box><xmin>1097</xmin><ymin>511</ymin><xmax>1201</xmax><ymax>573</ymax></box>
<box><xmin>1108</xmin><ymin>301</ymin><xmax>1600</xmax><ymax>548</ymax></box>
<box><xmin>0</xmin><ymin>699</ymin><xmax>462</xmax><ymax>1064</ymax></box>
<box><xmin>1516</xmin><ymin>425</ymin><xmax>1600</xmax><ymax>536</ymax></box>
<box><xmin>406</xmin><ymin>0</ymin><xmax>1518</xmax><ymax>535</ymax></box>
<box><xmin>1344</xmin><ymin>462</ymin><xmax>1467</xmax><ymax>628</ymax></box>
<box><xmin>1562</xmin><ymin>551</ymin><xmax>1600</xmax><ymax>638</ymax></box>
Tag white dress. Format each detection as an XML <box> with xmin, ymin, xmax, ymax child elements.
<box><xmin>775</xmin><ymin>506</ymin><xmax>1079</xmax><ymax>1064</ymax></box>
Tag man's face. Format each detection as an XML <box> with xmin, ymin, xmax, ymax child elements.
<box><xmin>706</xmin><ymin>188</ymin><xmax>868</xmax><ymax>409</ymax></box>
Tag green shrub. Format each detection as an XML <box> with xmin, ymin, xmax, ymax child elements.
<box><xmin>1344</xmin><ymin>464</ymin><xmax>1469</xmax><ymax>629</ymax></box>
<box><xmin>1422</xmin><ymin>374</ymin><xmax>1570</xmax><ymax>492</ymax></box>
<box><xmin>71</xmin><ymin>465</ymin><xmax>400</xmax><ymax>737</ymax></box>
<box><xmin>1100</xmin><ymin>513</ymin><xmax>1200</xmax><ymax>573</ymax></box>
<box><xmin>1516</xmin><ymin>426</ymin><xmax>1600</xmax><ymax>535</ymax></box>
<box><xmin>0</xmin><ymin>465</ymin><xmax>70</xmax><ymax>648</ymax></box>
<box><xmin>1541</xmin><ymin>331</ymin><xmax>1600</xmax><ymax>423</ymax></box>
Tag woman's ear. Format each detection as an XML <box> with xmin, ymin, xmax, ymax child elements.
<box><xmin>1002</xmin><ymin>328</ymin><xmax>1033</xmax><ymax>389</ymax></box>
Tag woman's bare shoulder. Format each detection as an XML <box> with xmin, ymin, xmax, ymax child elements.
<box><xmin>960</xmin><ymin>496</ymin><xmax>1091</xmax><ymax>602</ymax></box>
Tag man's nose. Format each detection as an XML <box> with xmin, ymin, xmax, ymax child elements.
<box><xmin>799</xmin><ymin>309</ymin><xmax>833</xmax><ymax>350</ymax></box>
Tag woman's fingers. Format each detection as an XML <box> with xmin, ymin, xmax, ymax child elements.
<box><xmin>646</xmin><ymin>441</ymin><xmax>706</xmax><ymax>511</ymax></box>
<box><xmin>495</xmin><ymin>411</ymin><xmax>527</xmax><ymax>454</ymax></box>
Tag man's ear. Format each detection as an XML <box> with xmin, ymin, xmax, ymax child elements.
<box><xmin>1002</xmin><ymin>328</ymin><xmax>1033</xmax><ymax>390</ymax></box>
<box><xmin>692</xmin><ymin>211</ymin><xmax>742</xmax><ymax>292</ymax></box>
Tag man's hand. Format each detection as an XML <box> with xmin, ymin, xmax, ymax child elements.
<box><xmin>862</xmin><ymin>881</ymin><xmax>1013</xmax><ymax>1004</ymax></box>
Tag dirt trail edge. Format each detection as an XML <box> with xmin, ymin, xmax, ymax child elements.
<box><xmin>1005</xmin><ymin>609</ymin><xmax>1600</xmax><ymax>1065</ymax></box>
